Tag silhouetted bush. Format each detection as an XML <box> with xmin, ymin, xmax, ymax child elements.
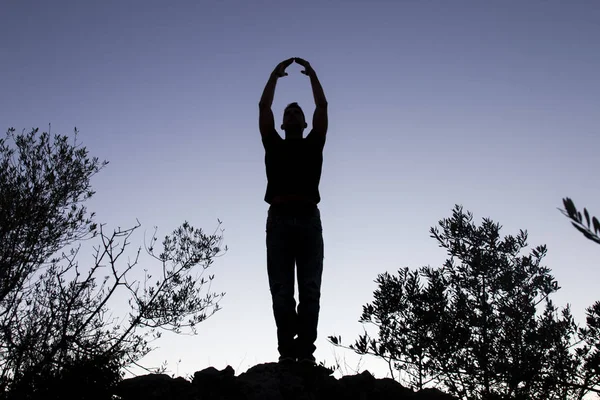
<box><xmin>0</xmin><ymin>127</ymin><xmax>226</xmax><ymax>399</ymax></box>
<box><xmin>7</xmin><ymin>352</ymin><xmax>121</xmax><ymax>400</ymax></box>
<box><xmin>331</xmin><ymin>205</ymin><xmax>600</xmax><ymax>399</ymax></box>
<box><xmin>560</xmin><ymin>196</ymin><xmax>600</xmax><ymax>393</ymax></box>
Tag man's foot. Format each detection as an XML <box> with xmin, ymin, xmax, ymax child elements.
<box><xmin>298</xmin><ymin>355</ymin><xmax>316</xmax><ymax>366</ymax></box>
<box><xmin>278</xmin><ymin>356</ymin><xmax>296</xmax><ymax>365</ymax></box>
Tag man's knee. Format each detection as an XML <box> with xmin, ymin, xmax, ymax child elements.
<box><xmin>298</xmin><ymin>279</ymin><xmax>321</xmax><ymax>302</ymax></box>
<box><xmin>270</xmin><ymin>282</ymin><xmax>294</xmax><ymax>298</ymax></box>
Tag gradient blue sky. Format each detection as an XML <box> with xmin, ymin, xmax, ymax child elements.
<box><xmin>2</xmin><ymin>0</ymin><xmax>599</xmax><ymax>382</ymax></box>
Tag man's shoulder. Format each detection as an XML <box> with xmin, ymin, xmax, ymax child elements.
<box><xmin>262</xmin><ymin>130</ymin><xmax>283</xmax><ymax>146</ymax></box>
<box><xmin>305</xmin><ymin>129</ymin><xmax>326</xmax><ymax>147</ymax></box>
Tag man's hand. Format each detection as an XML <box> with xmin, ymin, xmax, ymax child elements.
<box><xmin>273</xmin><ymin>58</ymin><xmax>295</xmax><ymax>78</ymax></box>
<box><xmin>260</xmin><ymin>58</ymin><xmax>294</xmax><ymax>136</ymax></box>
<box><xmin>294</xmin><ymin>57</ymin><xmax>315</xmax><ymax>77</ymax></box>
<box><xmin>294</xmin><ymin>57</ymin><xmax>328</xmax><ymax>135</ymax></box>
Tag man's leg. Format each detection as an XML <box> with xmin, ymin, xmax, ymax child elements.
<box><xmin>266</xmin><ymin>214</ymin><xmax>298</xmax><ymax>360</ymax></box>
<box><xmin>295</xmin><ymin>212</ymin><xmax>324</xmax><ymax>362</ymax></box>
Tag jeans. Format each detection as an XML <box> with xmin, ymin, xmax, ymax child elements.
<box><xmin>266</xmin><ymin>206</ymin><xmax>324</xmax><ymax>360</ymax></box>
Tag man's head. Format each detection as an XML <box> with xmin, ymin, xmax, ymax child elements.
<box><xmin>281</xmin><ymin>102</ymin><xmax>307</xmax><ymax>139</ymax></box>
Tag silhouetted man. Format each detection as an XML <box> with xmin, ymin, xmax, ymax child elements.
<box><xmin>259</xmin><ymin>57</ymin><xmax>328</xmax><ymax>366</ymax></box>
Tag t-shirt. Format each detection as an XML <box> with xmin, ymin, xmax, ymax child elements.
<box><xmin>262</xmin><ymin>130</ymin><xmax>326</xmax><ymax>205</ymax></box>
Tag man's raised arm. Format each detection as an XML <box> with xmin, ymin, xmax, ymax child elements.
<box><xmin>259</xmin><ymin>58</ymin><xmax>294</xmax><ymax>137</ymax></box>
<box><xmin>295</xmin><ymin>58</ymin><xmax>328</xmax><ymax>136</ymax></box>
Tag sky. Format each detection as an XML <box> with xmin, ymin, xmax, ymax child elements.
<box><xmin>2</xmin><ymin>0</ymin><xmax>600</xmax><ymax>386</ymax></box>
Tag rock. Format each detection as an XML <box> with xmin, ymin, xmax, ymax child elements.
<box><xmin>193</xmin><ymin>365</ymin><xmax>237</xmax><ymax>399</ymax></box>
<box><xmin>114</xmin><ymin>373</ymin><xmax>195</xmax><ymax>400</ymax></box>
<box><xmin>415</xmin><ymin>387</ymin><xmax>457</xmax><ymax>400</ymax></box>
<box><xmin>113</xmin><ymin>362</ymin><xmax>457</xmax><ymax>400</ymax></box>
<box><xmin>372</xmin><ymin>377</ymin><xmax>414</xmax><ymax>399</ymax></box>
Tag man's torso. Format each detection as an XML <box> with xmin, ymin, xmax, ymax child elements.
<box><xmin>262</xmin><ymin>131</ymin><xmax>326</xmax><ymax>207</ymax></box>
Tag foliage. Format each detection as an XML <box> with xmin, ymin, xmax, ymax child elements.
<box><xmin>560</xmin><ymin>197</ymin><xmax>600</xmax><ymax>245</ymax></box>
<box><xmin>331</xmin><ymin>266</ymin><xmax>446</xmax><ymax>389</ymax></box>
<box><xmin>330</xmin><ymin>205</ymin><xmax>600</xmax><ymax>399</ymax></box>
<box><xmin>559</xmin><ymin>196</ymin><xmax>600</xmax><ymax>395</ymax></box>
<box><xmin>0</xmin><ymin>127</ymin><xmax>226</xmax><ymax>399</ymax></box>
<box><xmin>0</xmin><ymin>127</ymin><xmax>103</xmax><ymax>303</ymax></box>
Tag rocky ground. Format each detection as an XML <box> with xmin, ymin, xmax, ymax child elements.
<box><xmin>113</xmin><ymin>362</ymin><xmax>456</xmax><ymax>400</ymax></box>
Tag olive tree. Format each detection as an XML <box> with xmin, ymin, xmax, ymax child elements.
<box><xmin>331</xmin><ymin>205</ymin><xmax>599</xmax><ymax>399</ymax></box>
<box><xmin>0</xmin><ymin>127</ymin><xmax>226</xmax><ymax>399</ymax></box>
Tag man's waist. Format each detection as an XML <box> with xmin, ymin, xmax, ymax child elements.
<box><xmin>269</xmin><ymin>195</ymin><xmax>319</xmax><ymax>216</ymax></box>
<box><xmin>271</xmin><ymin>194</ymin><xmax>316</xmax><ymax>205</ymax></box>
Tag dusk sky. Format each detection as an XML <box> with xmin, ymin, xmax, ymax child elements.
<box><xmin>2</xmin><ymin>0</ymin><xmax>599</xmax><ymax>383</ymax></box>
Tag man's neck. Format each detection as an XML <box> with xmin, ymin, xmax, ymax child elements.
<box><xmin>284</xmin><ymin>131</ymin><xmax>303</xmax><ymax>140</ymax></box>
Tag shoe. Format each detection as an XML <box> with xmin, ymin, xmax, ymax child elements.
<box><xmin>298</xmin><ymin>356</ymin><xmax>316</xmax><ymax>366</ymax></box>
<box><xmin>278</xmin><ymin>356</ymin><xmax>296</xmax><ymax>364</ymax></box>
